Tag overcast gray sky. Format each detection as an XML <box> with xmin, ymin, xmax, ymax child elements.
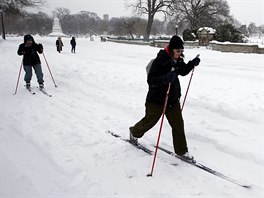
<box><xmin>43</xmin><ymin>0</ymin><xmax>263</xmax><ymax>25</ymax></box>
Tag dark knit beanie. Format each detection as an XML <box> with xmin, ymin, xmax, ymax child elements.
<box><xmin>169</xmin><ymin>35</ymin><xmax>184</xmax><ymax>49</ymax></box>
<box><xmin>24</xmin><ymin>34</ymin><xmax>34</xmax><ymax>42</ymax></box>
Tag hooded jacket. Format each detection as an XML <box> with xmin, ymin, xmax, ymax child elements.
<box><xmin>146</xmin><ymin>48</ymin><xmax>195</xmax><ymax>106</ymax></box>
<box><xmin>17</xmin><ymin>35</ymin><xmax>43</xmax><ymax>66</ymax></box>
<box><xmin>70</xmin><ymin>37</ymin><xmax>76</xmax><ymax>46</ymax></box>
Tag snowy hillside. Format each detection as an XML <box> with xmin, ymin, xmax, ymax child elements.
<box><xmin>1</xmin><ymin>36</ymin><xmax>263</xmax><ymax>197</ymax></box>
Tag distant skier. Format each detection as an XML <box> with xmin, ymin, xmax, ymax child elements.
<box><xmin>56</xmin><ymin>37</ymin><xmax>64</xmax><ymax>53</ymax></box>
<box><xmin>129</xmin><ymin>35</ymin><xmax>200</xmax><ymax>162</ymax></box>
<box><xmin>17</xmin><ymin>34</ymin><xmax>45</xmax><ymax>89</ymax></box>
<box><xmin>70</xmin><ymin>37</ymin><xmax>76</xmax><ymax>53</ymax></box>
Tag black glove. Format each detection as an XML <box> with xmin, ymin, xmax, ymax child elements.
<box><xmin>39</xmin><ymin>43</ymin><xmax>43</xmax><ymax>49</ymax></box>
<box><xmin>191</xmin><ymin>57</ymin><xmax>200</xmax><ymax>66</ymax></box>
<box><xmin>163</xmin><ymin>72</ymin><xmax>176</xmax><ymax>84</ymax></box>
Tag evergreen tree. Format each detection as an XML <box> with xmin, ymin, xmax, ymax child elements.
<box><xmin>214</xmin><ymin>24</ymin><xmax>243</xmax><ymax>42</ymax></box>
<box><xmin>183</xmin><ymin>29</ymin><xmax>197</xmax><ymax>41</ymax></box>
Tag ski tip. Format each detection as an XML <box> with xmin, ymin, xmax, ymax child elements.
<box><xmin>242</xmin><ymin>184</ymin><xmax>251</xmax><ymax>189</ymax></box>
<box><xmin>106</xmin><ymin>130</ymin><xmax>120</xmax><ymax>138</ymax></box>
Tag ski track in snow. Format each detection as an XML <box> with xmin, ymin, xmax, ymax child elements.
<box><xmin>1</xmin><ymin>36</ymin><xmax>263</xmax><ymax>197</ymax></box>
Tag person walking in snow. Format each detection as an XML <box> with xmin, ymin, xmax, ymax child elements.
<box><xmin>17</xmin><ymin>34</ymin><xmax>45</xmax><ymax>89</ymax></box>
<box><xmin>56</xmin><ymin>37</ymin><xmax>64</xmax><ymax>53</ymax></box>
<box><xmin>129</xmin><ymin>35</ymin><xmax>200</xmax><ymax>162</ymax></box>
<box><xmin>70</xmin><ymin>37</ymin><xmax>76</xmax><ymax>53</ymax></box>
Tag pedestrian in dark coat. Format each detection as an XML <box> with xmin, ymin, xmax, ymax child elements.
<box><xmin>17</xmin><ymin>34</ymin><xmax>45</xmax><ymax>89</ymax></box>
<box><xmin>70</xmin><ymin>37</ymin><xmax>76</xmax><ymax>53</ymax></box>
<box><xmin>56</xmin><ymin>37</ymin><xmax>63</xmax><ymax>53</ymax></box>
<box><xmin>129</xmin><ymin>35</ymin><xmax>200</xmax><ymax>161</ymax></box>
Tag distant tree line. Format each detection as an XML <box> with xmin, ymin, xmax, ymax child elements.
<box><xmin>0</xmin><ymin>0</ymin><xmax>44</xmax><ymax>14</ymax></box>
<box><xmin>0</xmin><ymin>0</ymin><xmax>263</xmax><ymax>43</ymax></box>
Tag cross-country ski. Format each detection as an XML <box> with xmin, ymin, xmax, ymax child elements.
<box><xmin>108</xmin><ymin>130</ymin><xmax>251</xmax><ymax>188</ymax></box>
<box><xmin>25</xmin><ymin>86</ymin><xmax>35</xmax><ymax>95</ymax></box>
<box><xmin>38</xmin><ymin>87</ymin><xmax>52</xmax><ymax>97</ymax></box>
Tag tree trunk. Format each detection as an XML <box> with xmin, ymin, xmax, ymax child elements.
<box><xmin>144</xmin><ymin>13</ymin><xmax>154</xmax><ymax>41</ymax></box>
<box><xmin>129</xmin><ymin>30</ymin><xmax>134</xmax><ymax>39</ymax></box>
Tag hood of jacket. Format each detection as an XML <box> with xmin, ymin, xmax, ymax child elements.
<box><xmin>24</xmin><ymin>34</ymin><xmax>35</xmax><ymax>43</ymax></box>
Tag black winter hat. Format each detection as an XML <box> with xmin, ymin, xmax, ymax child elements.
<box><xmin>169</xmin><ymin>35</ymin><xmax>184</xmax><ymax>49</ymax></box>
<box><xmin>24</xmin><ymin>34</ymin><xmax>34</xmax><ymax>42</ymax></box>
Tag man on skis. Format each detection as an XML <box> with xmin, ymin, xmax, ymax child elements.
<box><xmin>17</xmin><ymin>34</ymin><xmax>45</xmax><ymax>89</ymax></box>
<box><xmin>129</xmin><ymin>35</ymin><xmax>200</xmax><ymax>162</ymax></box>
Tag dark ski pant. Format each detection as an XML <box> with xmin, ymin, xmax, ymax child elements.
<box><xmin>131</xmin><ymin>101</ymin><xmax>188</xmax><ymax>155</ymax></box>
<box><xmin>71</xmin><ymin>45</ymin><xmax>76</xmax><ymax>53</ymax></box>
<box><xmin>23</xmin><ymin>64</ymin><xmax>44</xmax><ymax>84</ymax></box>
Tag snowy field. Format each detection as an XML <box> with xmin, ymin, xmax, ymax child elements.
<box><xmin>0</xmin><ymin>36</ymin><xmax>263</xmax><ymax>197</ymax></box>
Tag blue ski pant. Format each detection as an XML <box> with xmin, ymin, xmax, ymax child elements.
<box><xmin>23</xmin><ymin>64</ymin><xmax>44</xmax><ymax>84</ymax></box>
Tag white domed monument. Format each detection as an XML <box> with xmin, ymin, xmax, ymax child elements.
<box><xmin>49</xmin><ymin>18</ymin><xmax>67</xmax><ymax>37</ymax></box>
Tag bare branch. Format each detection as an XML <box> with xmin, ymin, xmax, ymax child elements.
<box><xmin>129</xmin><ymin>0</ymin><xmax>173</xmax><ymax>40</ymax></box>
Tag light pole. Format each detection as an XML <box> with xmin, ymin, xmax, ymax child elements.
<box><xmin>0</xmin><ymin>9</ymin><xmax>6</xmax><ymax>40</ymax></box>
<box><xmin>175</xmin><ymin>24</ymin><xmax>179</xmax><ymax>36</ymax></box>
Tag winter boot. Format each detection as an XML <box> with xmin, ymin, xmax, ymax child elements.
<box><xmin>129</xmin><ymin>127</ymin><xmax>138</xmax><ymax>145</ymax></box>
<box><xmin>179</xmin><ymin>152</ymin><xmax>195</xmax><ymax>163</ymax></box>
<box><xmin>26</xmin><ymin>82</ymin><xmax>31</xmax><ymax>89</ymax></box>
<box><xmin>39</xmin><ymin>82</ymin><xmax>44</xmax><ymax>90</ymax></box>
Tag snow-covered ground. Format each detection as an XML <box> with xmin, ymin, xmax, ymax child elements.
<box><xmin>0</xmin><ymin>36</ymin><xmax>263</xmax><ymax>197</ymax></box>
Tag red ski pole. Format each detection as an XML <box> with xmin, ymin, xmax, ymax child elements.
<box><xmin>13</xmin><ymin>60</ymin><xmax>23</xmax><ymax>95</ymax></box>
<box><xmin>147</xmin><ymin>83</ymin><xmax>171</xmax><ymax>177</ymax></box>
<box><xmin>42</xmin><ymin>53</ymin><xmax>58</xmax><ymax>87</ymax></box>
<box><xmin>181</xmin><ymin>67</ymin><xmax>195</xmax><ymax>111</ymax></box>
<box><xmin>181</xmin><ymin>54</ymin><xmax>199</xmax><ymax>111</ymax></box>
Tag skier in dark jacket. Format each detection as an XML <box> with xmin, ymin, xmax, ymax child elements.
<box><xmin>70</xmin><ymin>37</ymin><xmax>76</xmax><ymax>53</ymax></box>
<box><xmin>129</xmin><ymin>35</ymin><xmax>200</xmax><ymax>161</ymax></box>
<box><xmin>17</xmin><ymin>34</ymin><xmax>45</xmax><ymax>89</ymax></box>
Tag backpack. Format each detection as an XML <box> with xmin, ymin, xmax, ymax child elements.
<box><xmin>146</xmin><ymin>59</ymin><xmax>154</xmax><ymax>75</ymax></box>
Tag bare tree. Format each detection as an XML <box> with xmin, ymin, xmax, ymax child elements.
<box><xmin>0</xmin><ymin>0</ymin><xmax>46</xmax><ymax>36</ymax></box>
<box><xmin>109</xmin><ymin>17</ymin><xmax>147</xmax><ymax>39</ymax></box>
<box><xmin>152</xmin><ymin>19</ymin><xmax>166</xmax><ymax>35</ymax></box>
<box><xmin>2</xmin><ymin>10</ymin><xmax>52</xmax><ymax>35</ymax></box>
<box><xmin>56</xmin><ymin>10</ymin><xmax>100</xmax><ymax>36</ymax></box>
<box><xmin>24</xmin><ymin>12</ymin><xmax>52</xmax><ymax>35</ymax></box>
<box><xmin>76</xmin><ymin>11</ymin><xmax>100</xmax><ymax>36</ymax></box>
<box><xmin>0</xmin><ymin>0</ymin><xmax>45</xmax><ymax>14</ymax></box>
<box><xmin>170</xmin><ymin>0</ymin><xmax>231</xmax><ymax>30</ymax></box>
<box><xmin>130</xmin><ymin>0</ymin><xmax>173</xmax><ymax>41</ymax></box>
<box><xmin>52</xmin><ymin>7</ymin><xmax>71</xmax><ymax>19</ymax></box>
<box><xmin>248</xmin><ymin>22</ymin><xmax>258</xmax><ymax>35</ymax></box>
